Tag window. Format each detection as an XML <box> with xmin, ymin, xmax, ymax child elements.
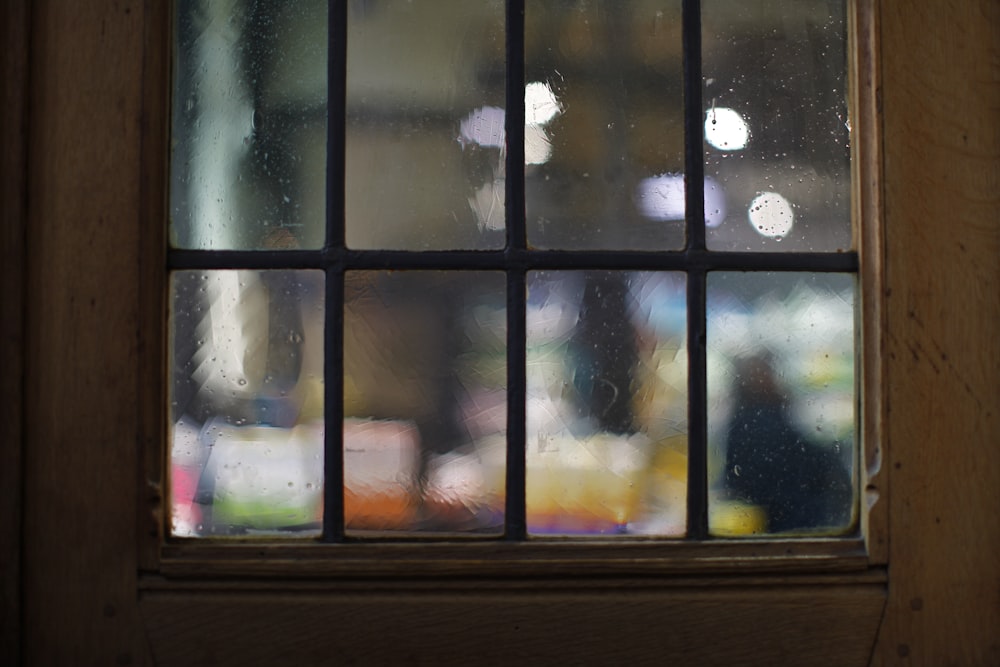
<box><xmin>164</xmin><ymin>0</ymin><xmax>871</xmax><ymax>571</ymax></box>
<box><xmin>18</xmin><ymin>0</ymin><xmax>1000</xmax><ymax>663</ymax></box>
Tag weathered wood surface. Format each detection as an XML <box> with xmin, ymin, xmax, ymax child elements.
<box><xmin>876</xmin><ymin>0</ymin><xmax>1000</xmax><ymax>663</ymax></box>
<box><xmin>13</xmin><ymin>0</ymin><xmax>1000</xmax><ymax>664</ymax></box>
<box><xmin>21</xmin><ymin>1</ymin><xmax>151</xmax><ymax>665</ymax></box>
<box><xmin>141</xmin><ymin>579</ymin><xmax>886</xmax><ymax>667</ymax></box>
<box><xmin>1</xmin><ymin>1</ymin><xmax>30</xmax><ymax>663</ymax></box>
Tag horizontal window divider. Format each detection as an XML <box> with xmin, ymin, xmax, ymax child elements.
<box><xmin>156</xmin><ymin>538</ymin><xmax>871</xmax><ymax>579</ymax></box>
<box><xmin>167</xmin><ymin>248</ymin><xmax>859</xmax><ymax>272</ymax></box>
<box><xmin>166</xmin><ymin>249</ymin><xmax>326</xmax><ymax>270</ymax></box>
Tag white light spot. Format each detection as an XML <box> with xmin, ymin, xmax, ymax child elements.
<box><xmin>458</xmin><ymin>88</ymin><xmax>562</xmax><ymax>165</ymax></box>
<box><xmin>524</xmin><ymin>124</ymin><xmax>553</xmax><ymax>165</ymax></box>
<box><xmin>748</xmin><ymin>191</ymin><xmax>794</xmax><ymax>238</ymax></box>
<box><xmin>637</xmin><ymin>174</ymin><xmax>684</xmax><ymax>221</ymax></box>
<box><xmin>458</xmin><ymin>106</ymin><xmax>506</xmax><ymax>150</ymax></box>
<box><xmin>525</xmin><ymin>81</ymin><xmax>562</xmax><ymax>125</ymax></box>
<box><xmin>705</xmin><ymin>107</ymin><xmax>750</xmax><ymax>151</ymax></box>
<box><xmin>635</xmin><ymin>174</ymin><xmax>727</xmax><ymax>228</ymax></box>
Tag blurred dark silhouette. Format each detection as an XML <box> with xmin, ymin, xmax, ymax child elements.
<box><xmin>724</xmin><ymin>354</ymin><xmax>853</xmax><ymax>533</ymax></box>
<box><xmin>568</xmin><ymin>271</ymin><xmax>639</xmax><ymax>435</ymax></box>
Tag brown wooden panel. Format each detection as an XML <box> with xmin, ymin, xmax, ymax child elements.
<box><xmin>877</xmin><ymin>0</ymin><xmax>1000</xmax><ymax>663</ymax></box>
<box><xmin>21</xmin><ymin>1</ymin><xmax>152</xmax><ymax>665</ymax></box>
<box><xmin>141</xmin><ymin>580</ymin><xmax>886</xmax><ymax>667</ymax></box>
<box><xmin>1</xmin><ymin>1</ymin><xmax>30</xmax><ymax>662</ymax></box>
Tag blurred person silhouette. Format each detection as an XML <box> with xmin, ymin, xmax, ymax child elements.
<box><xmin>723</xmin><ymin>353</ymin><xmax>852</xmax><ymax>533</ymax></box>
<box><xmin>567</xmin><ymin>271</ymin><xmax>639</xmax><ymax>436</ymax></box>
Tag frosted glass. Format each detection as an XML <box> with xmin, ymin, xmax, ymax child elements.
<box><xmin>169</xmin><ymin>270</ymin><xmax>325</xmax><ymax>536</ymax></box>
<box><xmin>702</xmin><ymin>1</ymin><xmax>851</xmax><ymax>251</ymax></box>
<box><xmin>526</xmin><ymin>271</ymin><xmax>688</xmax><ymax>535</ymax></box>
<box><xmin>344</xmin><ymin>271</ymin><xmax>507</xmax><ymax>533</ymax></box>
<box><xmin>707</xmin><ymin>272</ymin><xmax>856</xmax><ymax>536</ymax></box>
<box><xmin>525</xmin><ymin>1</ymin><xmax>686</xmax><ymax>250</ymax></box>
<box><xmin>346</xmin><ymin>0</ymin><xmax>506</xmax><ymax>250</ymax></box>
<box><xmin>170</xmin><ymin>0</ymin><xmax>328</xmax><ymax>250</ymax></box>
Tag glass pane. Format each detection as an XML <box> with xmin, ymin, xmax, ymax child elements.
<box><xmin>526</xmin><ymin>271</ymin><xmax>688</xmax><ymax>535</ymax></box>
<box><xmin>707</xmin><ymin>272</ymin><xmax>855</xmax><ymax>536</ymax></box>
<box><xmin>525</xmin><ymin>1</ymin><xmax>686</xmax><ymax>250</ymax></box>
<box><xmin>344</xmin><ymin>271</ymin><xmax>507</xmax><ymax>533</ymax></box>
<box><xmin>169</xmin><ymin>270</ymin><xmax>325</xmax><ymax>536</ymax></box>
<box><xmin>171</xmin><ymin>0</ymin><xmax>328</xmax><ymax>250</ymax></box>
<box><xmin>702</xmin><ymin>1</ymin><xmax>851</xmax><ymax>251</ymax></box>
<box><xmin>346</xmin><ymin>1</ymin><xmax>506</xmax><ymax>250</ymax></box>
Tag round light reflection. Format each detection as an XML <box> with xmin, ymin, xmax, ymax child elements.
<box><xmin>748</xmin><ymin>192</ymin><xmax>794</xmax><ymax>238</ymax></box>
<box><xmin>705</xmin><ymin>107</ymin><xmax>750</xmax><ymax>151</ymax></box>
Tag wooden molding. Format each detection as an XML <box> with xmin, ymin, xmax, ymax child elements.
<box><xmin>0</xmin><ymin>1</ymin><xmax>30</xmax><ymax>663</ymax></box>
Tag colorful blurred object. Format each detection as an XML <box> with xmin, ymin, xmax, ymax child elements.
<box><xmin>199</xmin><ymin>420</ymin><xmax>324</xmax><ymax>533</ymax></box>
<box><xmin>526</xmin><ymin>432</ymin><xmax>650</xmax><ymax>535</ymax></box>
<box><xmin>344</xmin><ymin>419</ymin><xmax>420</xmax><ymax>531</ymax></box>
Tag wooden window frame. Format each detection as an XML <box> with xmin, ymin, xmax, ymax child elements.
<box><xmin>133</xmin><ymin>3</ymin><xmax>888</xmax><ymax>662</ymax></box>
<box><xmin>148</xmin><ymin>0</ymin><xmax>884</xmax><ymax>580</ymax></box>
<box><xmin>8</xmin><ymin>0</ymin><xmax>999</xmax><ymax>664</ymax></box>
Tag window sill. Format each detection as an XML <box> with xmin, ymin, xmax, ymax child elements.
<box><xmin>156</xmin><ymin>537</ymin><xmax>870</xmax><ymax>579</ymax></box>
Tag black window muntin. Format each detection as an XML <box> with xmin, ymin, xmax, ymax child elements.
<box><xmin>165</xmin><ymin>0</ymin><xmax>860</xmax><ymax>543</ymax></box>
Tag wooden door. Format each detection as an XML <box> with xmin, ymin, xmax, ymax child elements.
<box><xmin>4</xmin><ymin>0</ymin><xmax>997</xmax><ymax>664</ymax></box>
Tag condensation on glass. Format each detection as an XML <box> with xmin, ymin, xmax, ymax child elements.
<box><xmin>525</xmin><ymin>1</ymin><xmax>687</xmax><ymax>250</ymax></box>
<box><xmin>170</xmin><ymin>0</ymin><xmax>328</xmax><ymax>250</ymax></box>
<box><xmin>345</xmin><ymin>0</ymin><xmax>506</xmax><ymax>250</ymax></box>
<box><xmin>169</xmin><ymin>270</ymin><xmax>325</xmax><ymax>536</ymax></box>
<box><xmin>706</xmin><ymin>272</ymin><xmax>856</xmax><ymax>536</ymax></box>
<box><xmin>702</xmin><ymin>0</ymin><xmax>851</xmax><ymax>251</ymax></box>
<box><xmin>526</xmin><ymin>271</ymin><xmax>688</xmax><ymax>535</ymax></box>
<box><xmin>343</xmin><ymin>271</ymin><xmax>507</xmax><ymax>534</ymax></box>
<box><xmin>167</xmin><ymin>1</ymin><xmax>858</xmax><ymax>542</ymax></box>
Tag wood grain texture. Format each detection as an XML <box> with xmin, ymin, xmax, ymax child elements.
<box><xmin>156</xmin><ymin>538</ymin><xmax>870</xmax><ymax>579</ymax></box>
<box><xmin>136</xmin><ymin>0</ymin><xmax>170</xmax><ymax>575</ymax></box>
<box><xmin>14</xmin><ymin>0</ymin><xmax>998</xmax><ymax>664</ymax></box>
<box><xmin>21</xmin><ymin>1</ymin><xmax>152</xmax><ymax>665</ymax></box>
<box><xmin>1</xmin><ymin>1</ymin><xmax>30</xmax><ymax>662</ymax></box>
<box><xmin>141</xmin><ymin>580</ymin><xmax>886</xmax><ymax>667</ymax></box>
<box><xmin>877</xmin><ymin>0</ymin><xmax>1000</xmax><ymax>663</ymax></box>
<box><xmin>851</xmin><ymin>0</ymin><xmax>889</xmax><ymax>566</ymax></box>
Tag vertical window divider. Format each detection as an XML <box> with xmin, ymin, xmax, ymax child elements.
<box><xmin>504</xmin><ymin>0</ymin><xmax>528</xmax><ymax>540</ymax></box>
<box><xmin>323</xmin><ymin>0</ymin><xmax>349</xmax><ymax>542</ymax></box>
<box><xmin>505</xmin><ymin>272</ymin><xmax>527</xmax><ymax>540</ymax></box>
<box><xmin>686</xmin><ymin>272</ymin><xmax>709</xmax><ymax>539</ymax></box>
<box><xmin>683</xmin><ymin>0</ymin><xmax>710</xmax><ymax>540</ymax></box>
<box><xmin>323</xmin><ymin>264</ymin><xmax>346</xmax><ymax>542</ymax></box>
